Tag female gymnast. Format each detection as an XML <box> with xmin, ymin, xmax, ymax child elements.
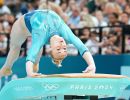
<box><xmin>0</xmin><ymin>10</ymin><xmax>96</xmax><ymax>77</ymax></box>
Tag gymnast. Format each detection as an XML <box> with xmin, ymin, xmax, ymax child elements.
<box><xmin>0</xmin><ymin>9</ymin><xmax>96</xmax><ymax>77</ymax></box>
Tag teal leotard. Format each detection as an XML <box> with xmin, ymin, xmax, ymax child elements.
<box><xmin>24</xmin><ymin>10</ymin><xmax>89</xmax><ymax>63</ymax></box>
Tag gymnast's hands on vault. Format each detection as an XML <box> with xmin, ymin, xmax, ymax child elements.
<box><xmin>25</xmin><ymin>51</ymin><xmax>96</xmax><ymax>77</ymax></box>
<box><xmin>82</xmin><ymin>52</ymin><xmax>96</xmax><ymax>74</ymax></box>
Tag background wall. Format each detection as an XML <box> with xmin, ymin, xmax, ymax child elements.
<box><xmin>0</xmin><ymin>54</ymin><xmax>130</xmax><ymax>78</ymax></box>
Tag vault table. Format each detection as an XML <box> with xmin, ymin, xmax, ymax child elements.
<box><xmin>0</xmin><ymin>73</ymin><xmax>130</xmax><ymax>100</ymax></box>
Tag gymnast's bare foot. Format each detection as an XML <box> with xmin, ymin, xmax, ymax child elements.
<box><xmin>0</xmin><ymin>67</ymin><xmax>12</xmax><ymax>77</ymax></box>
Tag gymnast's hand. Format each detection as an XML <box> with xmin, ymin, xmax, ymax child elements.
<box><xmin>26</xmin><ymin>61</ymin><xmax>43</xmax><ymax>77</ymax></box>
<box><xmin>27</xmin><ymin>72</ymin><xmax>42</xmax><ymax>77</ymax></box>
<box><xmin>82</xmin><ymin>65</ymin><xmax>96</xmax><ymax>74</ymax></box>
<box><xmin>82</xmin><ymin>52</ymin><xmax>96</xmax><ymax>74</ymax></box>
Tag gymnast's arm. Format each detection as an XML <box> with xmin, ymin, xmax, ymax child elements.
<box><xmin>26</xmin><ymin>30</ymin><xmax>46</xmax><ymax>77</ymax></box>
<box><xmin>26</xmin><ymin>13</ymin><xmax>47</xmax><ymax>77</ymax></box>
<box><xmin>59</xmin><ymin>20</ymin><xmax>96</xmax><ymax>73</ymax></box>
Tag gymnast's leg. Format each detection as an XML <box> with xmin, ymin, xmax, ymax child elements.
<box><xmin>0</xmin><ymin>17</ymin><xmax>29</xmax><ymax>76</ymax></box>
<box><xmin>33</xmin><ymin>47</ymin><xmax>43</xmax><ymax>73</ymax></box>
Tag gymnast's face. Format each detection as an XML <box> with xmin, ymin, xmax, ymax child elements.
<box><xmin>50</xmin><ymin>35</ymin><xmax>67</xmax><ymax>61</ymax></box>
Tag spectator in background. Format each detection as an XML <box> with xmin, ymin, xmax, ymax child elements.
<box><xmin>68</xmin><ymin>7</ymin><xmax>80</xmax><ymax>29</ymax></box>
<box><xmin>60</xmin><ymin>1</ymin><xmax>67</xmax><ymax>12</ymax></box>
<box><xmin>78</xmin><ymin>6</ymin><xmax>98</xmax><ymax>28</ymax></box>
<box><xmin>120</xmin><ymin>12</ymin><xmax>130</xmax><ymax>53</ymax></box>
<box><xmin>108</xmin><ymin>13</ymin><xmax>119</xmax><ymax>26</ymax></box>
<box><xmin>120</xmin><ymin>12</ymin><xmax>130</xmax><ymax>25</ymax></box>
<box><xmin>116</xmin><ymin>0</ymin><xmax>127</xmax><ymax>10</ymax></box>
<box><xmin>0</xmin><ymin>22</ymin><xmax>4</xmax><ymax>33</ymax></box>
<box><xmin>2</xmin><ymin>13</ymin><xmax>11</xmax><ymax>33</ymax></box>
<box><xmin>85</xmin><ymin>0</ymin><xmax>96</xmax><ymax>13</ymax></box>
<box><xmin>7</xmin><ymin>0</ymin><xmax>22</xmax><ymax>18</ymax></box>
<box><xmin>77</xmin><ymin>13</ymin><xmax>88</xmax><ymax>28</ymax></box>
<box><xmin>95</xmin><ymin>10</ymin><xmax>107</xmax><ymax>27</ymax></box>
<box><xmin>104</xmin><ymin>2</ymin><xmax>122</xmax><ymax>22</ymax></box>
<box><xmin>39</xmin><ymin>0</ymin><xmax>68</xmax><ymax>22</ymax></box>
<box><xmin>66</xmin><ymin>0</ymin><xmax>77</xmax><ymax>17</ymax></box>
<box><xmin>20</xmin><ymin>0</ymin><xmax>40</xmax><ymax>15</ymax></box>
<box><xmin>107</xmin><ymin>13</ymin><xmax>119</xmax><ymax>35</ymax></box>
<box><xmin>125</xmin><ymin>36</ymin><xmax>130</xmax><ymax>53</ymax></box>
<box><xmin>26</xmin><ymin>1</ymin><xmax>35</xmax><ymax>12</ymax></box>
<box><xmin>0</xmin><ymin>13</ymin><xmax>14</xmax><ymax>33</ymax></box>
<box><xmin>103</xmin><ymin>34</ymin><xmax>121</xmax><ymax>54</ymax></box>
<box><xmin>102</xmin><ymin>21</ymin><xmax>122</xmax><ymax>55</ymax></box>
<box><xmin>3</xmin><ymin>13</ymin><xmax>15</xmax><ymax>33</ymax></box>
<box><xmin>85</xmin><ymin>31</ymin><xmax>100</xmax><ymax>55</ymax></box>
<box><xmin>79</xmin><ymin>0</ymin><xmax>88</xmax><ymax>11</ymax></box>
<box><xmin>95</xmin><ymin>0</ymin><xmax>108</xmax><ymax>11</ymax></box>
<box><xmin>26</xmin><ymin>0</ymin><xmax>40</xmax><ymax>10</ymax></box>
<box><xmin>124</xmin><ymin>4</ymin><xmax>130</xmax><ymax>24</ymax></box>
<box><xmin>78</xmin><ymin>8</ymin><xmax>95</xmax><ymax>28</ymax></box>
<box><xmin>7</xmin><ymin>13</ymin><xmax>15</xmax><ymax>25</ymax></box>
<box><xmin>124</xmin><ymin>4</ymin><xmax>130</xmax><ymax>15</ymax></box>
<box><xmin>0</xmin><ymin>13</ymin><xmax>15</xmax><ymax>34</ymax></box>
<box><xmin>113</xmin><ymin>21</ymin><xmax>122</xmax><ymax>48</ymax></box>
<box><xmin>104</xmin><ymin>2</ymin><xmax>122</xmax><ymax>15</ymax></box>
<box><xmin>119</xmin><ymin>12</ymin><xmax>130</xmax><ymax>53</ymax></box>
<box><xmin>0</xmin><ymin>34</ymin><xmax>7</xmax><ymax>56</ymax></box>
<box><xmin>0</xmin><ymin>0</ymin><xmax>11</xmax><ymax>14</ymax></box>
<box><xmin>80</xmin><ymin>28</ymin><xmax>90</xmax><ymax>43</ymax></box>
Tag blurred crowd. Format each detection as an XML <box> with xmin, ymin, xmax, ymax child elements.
<box><xmin>0</xmin><ymin>0</ymin><xmax>130</xmax><ymax>56</ymax></box>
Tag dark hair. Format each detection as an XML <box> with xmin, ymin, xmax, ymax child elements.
<box><xmin>26</xmin><ymin>0</ymin><xmax>35</xmax><ymax>3</ymax></box>
<box><xmin>111</xmin><ymin>13</ymin><xmax>119</xmax><ymax>19</ymax></box>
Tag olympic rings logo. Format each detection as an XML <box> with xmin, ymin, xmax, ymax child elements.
<box><xmin>42</xmin><ymin>83</ymin><xmax>60</xmax><ymax>91</ymax></box>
